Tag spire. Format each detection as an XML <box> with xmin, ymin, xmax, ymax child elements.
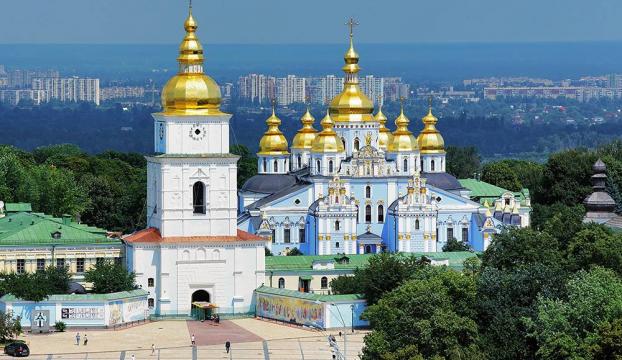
<box><xmin>343</xmin><ymin>18</ymin><xmax>360</xmax><ymax>77</ymax></box>
<box><xmin>417</xmin><ymin>96</ymin><xmax>445</xmax><ymax>154</ymax></box>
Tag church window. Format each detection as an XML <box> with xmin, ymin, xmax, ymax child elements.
<box><xmin>431</xmin><ymin>160</ymin><xmax>435</xmax><ymax>172</ymax></box>
<box><xmin>335</xmin><ymin>242</ymin><xmax>340</xmax><ymax>248</ymax></box>
<box><xmin>447</xmin><ymin>227</ymin><xmax>454</xmax><ymax>241</ymax></box>
<box><xmin>212</xmin><ymin>249</ymin><xmax>220</xmax><ymax>260</ymax></box>
<box><xmin>284</xmin><ymin>228</ymin><xmax>291</xmax><ymax>243</ymax></box>
<box><xmin>365</xmin><ymin>186</ymin><xmax>371</xmax><ymax>198</ymax></box>
<box><xmin>356</xmin><ymin>205</ymin><xmax>359</xmax><ymax>223</ymax></box>
<box><xmin>297</xmin><ymin>155</ymin><xmax>302</xmax><ymax>169</ymax></box>
<box><xmin>148</xmin><ymin>278</ymin><xmax>154</xmax><ymax>287</ymax></box>
<box><xmin>16</xmin><ymin>259</ymin><xmax>25</xmax><ymax>274</ymax></box>
<box><xmin>378</xmin><ymin>205</ymin><xmax>384</xmax><ymax>223</ymax></box>
<box><xmin>321</xmin><ymin>277</ymin><xmax>328</xmax><ymax>289</ymax></box>
<box><xmin>316</xmin><ymin>160</ymin><xmax>321</xmax><ymax>173</ymax></box>
<box><xmin>365</xmin><ymin>245</ymin><xmax>372</xmax><ymax>254</ymax></box>
<box><xmin>403</xmin><ymin>158</ymin><xmax>408</xmax><ymax>172</ymax></box>
<box><xmin>294</xmin><ymin>199</ymin><xmax>301</xmax><ymax>205</ymax></box>
<box><xmin>505</xmin><ymin>198</ymin><xmax>511</xmax><ymax>205</ymax></box>
<box><xmin>193</xmin><ymin>182</ymin><xmax>206</xmax><ymax>214</ymax></box>
<box><xmin>299</xmin><ymin>228</ymin><xmax>305</xmax><ymax>243</ymax></box>
<box><xmin>415</xmin><ymin>219</ymin><xmax>420</xmax><ymax>230</ymax></box>
<box><xmin>329</xmin><ymin>160</ymin><xmax>334</xmax><ymax>173</ymax></box>
<box><xmin>341</xmin><ymin>137</ymin><xmax>346</xmax><ymax>149</ymax></box>
<box><xmin>148</xmin><ymin>298</ymin><xmax>155</xmax><ymax>308</ymax></box>
<box><xmin>76</xmin><ymin>258</ymin><xmax>85</xmax><ymax>273</ymax></box>
<box><xmin>271</xmin><ymin>229</ymin><xmax>276</xmax><ymax>243</ymax></box>
<box><xmin>420</xmin><ymin>159</ymin><xmax>424</xmax><ymax>172</ymax></box>
<box><xmin>354</xmin><ymin>138</ymin><xmax>360</xmax><ymax>151</ymax></box>
<box><xmin>278</xmin><ymin>278</ymin><xmax>285</xmax><ymax>289</ymax></box>
<box><xmin>365</xmin><ymin>205</ymin><xmax>372</xmax><ymax>223</ymax></box>
<box><xmin>36</xmin><ymin>258</ymin><xmax>45</xmax><ymax>272</ymax></box>
<box><xmin>274</xmin><ymin>160</ymin><xmax>278</xmax><ymax>172</ymax></box>
<box><xmin>462</xmin><ymin>228</ymin><xmax>469</xmax><ymax>242</ymax></box>
<box><xmin>263</xmin><ymin>158</ymin><xmax>267</xmax><ymax>172</ymax></box>
<box><xmin>335</xmin><ymin>221</ymin><xmax>340</xmax><ymax>231</ymax></box>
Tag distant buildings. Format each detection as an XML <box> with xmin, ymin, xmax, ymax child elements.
<box><xmin>100</xmin><ymin>86</ymin><xmax>146</xmax><ymax>101</ymax></box>
<box><xmin>32</xmin><ymin>77</ymin><xmax>100</xmax><ymax>105</ymax></box>
<box><xmin>484</xmin><ymin>86</ymin><xmax>622</xmax><ymax>102</ymax></box>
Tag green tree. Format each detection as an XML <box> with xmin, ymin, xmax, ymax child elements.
<box><xmin>286</xmin><ymin>248</ymin><xmax>303</xmax><ymax>256</ymax></box>
<box><xmin>84</xmin><ymin>260</ymin><xmax>136</xmax><ymax>294</ymax></box>
<box><xmin>0</xmin><ymin>311</ymin><xmax>22</xmax><ymax>342</ymax></box>
<box><xmin>231</xmin><ymin>144</ymin><xmax>258</xmax><ymax>188</ymax></box>
<box><xmin>446</xmin><ymin>146</ymin><xmax>481</xmax><ymax>179</ymax></box>
<box><xmin>567</xmin><ymin>224</ymin><xmax>622</xmax><ymax>276</ymax></box>
<box><xmin>481</xmin><ymin>161</ymin><xmax>522</xmax><ymax>191</ymax></box>
<box><xmin>442</xmin><ymin>237</ymin><xmax>471</xmax><ymax>252</ymax></box>
<box><xmin>329</xmin><ymin>275</ymin><xmax>361</xmax><ymax>295</ymax></box>
<box><xmin>482</xmin><ymin>227</ymin><xmax>563</xmax><ymax>271</ymax></box>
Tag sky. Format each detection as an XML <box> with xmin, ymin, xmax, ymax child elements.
<box><xmin>0</xmin><ymin>0</ymin><xmax>621</xmax><ymax>44</ymax></box>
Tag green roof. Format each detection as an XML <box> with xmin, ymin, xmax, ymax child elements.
<box><xmin>458</xmin><ymin>179</ymin><xmax>530</xmax><ymax>206</ymax></box>
<box><xmin>1</xmin><ymin>289</ymin><xmax>148</xmax><ymax>302</ymax></box>
<box><xmin>4</xmin><ymin>203</ymin><xmax>32</xmax><ymax>213</ymax></box>
<box><xmin>265</xmin><ymin>252</ymin><xmax>478</xmax><ymax>272</ymax></box>
<box><xmin>0</xmin><ymin>212</ymin><xmax>121</xmax><ymax>246</ymax></box>
<box><xmin>255</xmin><ymin>286</ymin><xmax>365</xmax><ymax>302</ymax></box>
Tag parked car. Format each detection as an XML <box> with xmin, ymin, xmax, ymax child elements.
<box><xmin>4</xmin><ymin>342</ymin><xmax>29</xmax><ymax>357</ymax></box>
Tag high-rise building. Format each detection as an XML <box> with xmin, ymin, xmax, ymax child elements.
<box><xmin>360</xmin><ymin>75</ymin><xmax>384</xmax><ymax>105</ymax></box>
<box><xmin>32</xmin><ymin>77</ymin><xmax>100</xmax><ymax>105</ymax></box>
<box><xmin>321</xmin><ymin>75</ymin><xmax>344</xmax><ymax>104</ymax></box>
<box><xmin>276</xmin><ymin>75</ymin><xmax>305</xmax><ymax>106</ymax></box>
<box><xmin>383</xmin><ymin>77</ymin><xmax>410</xmax><ymax>102</ymax></box>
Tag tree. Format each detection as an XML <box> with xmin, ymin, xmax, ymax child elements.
<box><xmin>0</xmin><ymin>311</ymin><xmax>22</xmax><ymax>342</ymax></box>
<box><xmin>264</xmin><ymin>247</ymin><xmax>273</xmax><ymax>256</ymax></box>
<box><xmin>84</xmin><ymin>260</ymin><xmax>136</xmax><ymax>294</ymax></box>
<box><xmin>446</xmin><ymin>146</ymin><xmax>481</xmax><ymax>179</ymax></box>
<box><xmin>362</xmin><ymin>267</ymin><xmax>482</xmax><ymax>360</ymax></box>
<box><xmin>286</xmin><ymin>248</ymin><xmax>303</xmax><ymax>256</ymax></box>
<box><xmin>442</xmin><ymin>237</ymin><xmax>471</xmax><ymax>252</ymax></box>
<box><xmin>567</xmin><ymin>224</ymin><xmax>622</xmax><ymax>276</ymax></box>
<box><xmin>0</xmin><ymin>266</ymin><xmax>70</xmax><ymax>302</ymax></box>
<box><xmin>482</xmin><ymin>227</ymin><xmax>563</xmax><ymax>271</ymax></box>
<box><xmin>231</xmin><ymin>144</ymin><xmax>258</xmax><ymax>188</ymax></box>
<box><xmin>329</xmin><ymin>275</ymin><xmax>361</xmax><ymax>295</ymax></box>
<box><xmin>481</xmin><ymin>161</ymin><xmax>522</xmax><ymax>192</ymax></box>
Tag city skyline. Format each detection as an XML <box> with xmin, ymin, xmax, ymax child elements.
<box><xmin>1</xmin><ymin>0</ymin><xmax>621</xmax><ymax>44</ymax></box>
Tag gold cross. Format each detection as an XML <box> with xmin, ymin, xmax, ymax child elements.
<box><xmin>345</xmin><ymin>18</ymin><xmax>359</xmax><ymax>38</ymax></box>
<box><xmin>428</xmin><ymin>95</ymin><xmax>433</xmax><ymax>109</ymax></box>
<box><xmin>189</xmin><ymin>0</ymin><xmax>192</xmax><ymax>10</ymax></box>
<box><xmin>399</xmin><ymin>96</ymin><xmax>405</xmax><ymax>108</ymax></box>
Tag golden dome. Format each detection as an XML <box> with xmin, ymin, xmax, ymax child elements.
<box><xmin>291</xmin><ymin>107</ymin><xmax>318</xmax><ymax>150</ymax></box>
<box><xmin>258</xmin><ymin>107</ymin><xmax>289</xmax><ymax>155</ymax></box>
<box><xmin>375</xmin><ymin>103</ymin><xmax>393</xmax><ymax>151</ymax></box>
<box><xmin>161</xmin><ymin>7</ymin><xmax>222</xmax><ymax>116</ymax></box>
<box><xmin>388</xmin><ymin>105</ymin><xmax>418</xmax><ymax>152</ymax></box>
<box><xmin>417</xmin><ymin>105</ymin><xmax>445</xmax><ymax>154</ymax></box>
<box><xmin>328</xmin><ymin>21</ymin><xmax>374</xmax><ymax>123</ymax></box>
<box><xmin>312</xmin><ymin>110</ymin><xmax>346</xmax><ymax>153</ymax></box>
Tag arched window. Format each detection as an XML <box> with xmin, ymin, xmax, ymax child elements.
<box><xmin>356</xmin><ymin>205</ymin><xmax>359</xmax><ymax>223</ymax></box>
<box><xmin>354</xmin><ymin>138</ymin><xmax>360</xmax><ymax>151</ymax></box>
<box><xmin>193</xmin><ymin>182</ymin><xmax>206</xmax><ymax>214</ymax></box>
<box><xmin>321</xmin><ymin>277</ymin><xmax>328</xmax><ymax>289</ymax></box>
<box><xmin>403</xmin><ymin>158</ymin><xmax>408</xmax><ymax>172</ymax></box>
<box><xmin>316</xmin><ymin>160</ymin><xmax>321</xmax><ymax>172</ymax></box>
<box><xmin>365</xmin><ymin>205</ymin><xmax>372</xmax><ymax>223</ymax></box>
<box><xmin>336</xmin><ymin>242</ymin><xmax>340</xmax><ymax>248</ymax></box>
<box><xmin>377</xmin><ymin>205</ymin><xmax>384</xmax><ymax>223</ymax></box>
<box><xmin>431</xmin><ymin>160</ymin><xmax>435</xmax><ymax>171</ymax></box>
<box><xmin>278</xmin><ymin>278</ymin><xmax>285</xmax><ymax>289</ymax></box>
<box><xmin>263</xmin><ymin>158</ymin><xmax>267</xmax><ymax>172</ymax></box>
<box><xmin>365</xmin><ymin>186</ymin><xmax>371</xmax><ymax>198</ymax></box>
<box><xmin>329</xmin><ymin>160</ymin><xmax>334</xmax><ymax>173</ymax></box>
<box><xmin>341</xmin><ymin>137</ymin><xmax>346</xmax><ymax>149</ymax></box>
<box><xmin>274</xmin><ymin>160</ymin><xmax>278</xmax><ymax>172</ymax></box>
<box><xmin>365</xmin><ymin>245</ymin><xmax>372</xmax><ymax>254</ymax></box>
<box><xmin>148</xmin><ymin>298</ymin><xmax>155</xmax><ymax>308</ymax></box>
<box><xmin>297</xmin><ymin>155</ymin><xmax>302</xmax><ymax>169</ymax></box>
<box><xmin>420</xmin><ymin>159</ymin><xmax>424</xmax><ymax>172</ymax></box>
<box><xmin>415</xmin><ymin>219</ymin><xmax>420</xmax><ymax>230</ymax></box>
<box><xmin>147</xmin><ymin>278</ymin><xmax>154</xmax><ymax>287</ymax></box>
<box><xmin>335</xmin><ymin>221</ymin><xmax>340</xmax><ymax>231</ymax></box>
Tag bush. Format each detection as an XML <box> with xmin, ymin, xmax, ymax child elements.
<box><xmin>54</xmin><ymin>321</ymin><xmax>66</xmax><ymax>332</ymax></box>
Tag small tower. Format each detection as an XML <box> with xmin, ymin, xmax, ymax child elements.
<box><xmin>386</xmin><ymin>99</ymin><xmax>419</xmax><ymax>176</ymax></box>
<box><xmin>584</xmin><ymin>159</ymin><xmax>618</xmax><ymax>224</ymax></box>
<box><xmin>291</xmin><ymin>105</ymin><xmax>318</xmax><ymax>171</ymax></box>
<box><xmin>418</xmin><ymin>98</ymin><xmax>446</xmax><ymax>173</ymax></box>
<box><xmin>257</xmin><ymin>103</ymin><xmax>290</xmax><ymax>174</ymax></box>
<box><xmin>311</xmin><ymin>110</ymin><xmax>346</xmax><ymax>176</ymax></box>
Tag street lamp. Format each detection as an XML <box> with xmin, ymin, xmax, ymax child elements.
<box><xmin>330</xmin><ymin>303</ymin><xmax>348</xmax><ymax>360</ymax></box>
<box><xmin>350</xmin><ymin>304</ymin><xmax>355</xmax><ymax>333</ymax></box>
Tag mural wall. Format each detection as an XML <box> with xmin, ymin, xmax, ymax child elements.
<box><xmin>256</xmin><ymin>293</ymin><xmax>325</xmax><ymax>328</ymax></box>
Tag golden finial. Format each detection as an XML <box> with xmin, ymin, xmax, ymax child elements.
<box><xmin>399</xmin><ymin>96</ymin><xmax>405</xmax><ymax>114</ymax></box>
<box><xmin>346</xmin><ymin>17</ymin><xmax>359</xmax><ymax>39</ymax></box>
<box><xmin>271</xmin><ymin>98</ymin><xmax>277</xmax><ymax>116</ymax></box>
<box><xmin>428</xmin><ymin>95</ymin><xmax>433</xmax><ymax>110</ymax></box>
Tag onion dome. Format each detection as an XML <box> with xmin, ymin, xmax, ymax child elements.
<box><xmin>291</xmin><ymin>107</ymin><xmax>318</xmax><ymax>150</ymax></box>
<box><xmin>328</xmin><ymin>19</ymin><xmax>374</xmax><ymax>123</ymax></box>
<box><xmin>258</xmin><ymin>106</ymin><xmax>289</xmax><ymax>155</ymax></box>
<box><xmin>375</xmin><ymin>103</ymin><xmax>393</xmax><ymax>151</ymax></box>
<box><xmin>312</xmin><ymin>110</ymin><xmax>345</xmax><ymax>153</ymax></box>
<box><xmin>388</xmin><ymin>104</ymin><xmax>418</xmax><ymax>152</ymax></box>
<box><xmin>417</xmin><ymin>102</ymin><xmax>445</xmax><ymax>154</ymax></box>
<box><xmin>161</xmin><ymin>5</ymin><xmax>222</xmax><ymax>115</ymax></box>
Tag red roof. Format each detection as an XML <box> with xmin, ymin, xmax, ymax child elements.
<box><xmin>123</xmin><ymin>228</ymin><xmax>263</xmax><ymax>244</ymax></box>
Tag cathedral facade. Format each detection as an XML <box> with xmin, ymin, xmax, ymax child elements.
<box><xmin>238</xmin><ymin>25</ymin><xmax>531</xmax><ymax>256</ymax></box>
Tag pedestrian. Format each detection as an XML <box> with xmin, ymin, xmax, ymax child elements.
<box><xmin>191</xmin><ymin>334</ymin><xmax>195</xmax><ymax>346</ymax></box>
<box><xmin>75</xmin><ymin>332</ymin><xmax>80</xmax><ymax>346</ymax></box>
<box><xmin>225</xmin><ymin>340</ymin><xmax>230</xmax><ymax>353</ymax></box>
<box><xmin>83</xmin><ymin>334</ymin><xmax>88</xmax><ymax>346</ymax></box>
<box><xmin>131</xmin><ymin>354</ymin><xmax>136</xmax><ymax>360</ymax></box>
<box><xmin>151</xmin><ymin>343</ymin><xmax>156</xmax><ymax>356</ymax></box>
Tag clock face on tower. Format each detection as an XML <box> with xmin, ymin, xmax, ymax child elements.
<box><xmin>189</xmin><ymin>123</ymin><xmax>207</xmax><ymax>141</ymax></box>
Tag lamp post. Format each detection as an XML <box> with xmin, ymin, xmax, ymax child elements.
<box><xmin>350</xmin><ymin>304</ymin><xmax>355</xmax><ymax>333</ymax></box>
<box><xmin>331</xmin><ymin>303</ymin><xmax>347</xmax><ymax>360</ymax></box>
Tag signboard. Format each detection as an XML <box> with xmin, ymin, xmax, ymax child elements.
<box><xmin>256</xmin><ymin>293</ymin><xmax>325</xmax><ymax>328</ymax></box>
<box><xmin>61</xmin><ymin>307</ymin><xmax>104</xmax><ymax>320</ymax></box>
<box><xmin>123</xmin><ymin>299</ymin><xmax>147</xmax><ymax>322</ymax></box>
<box><xmin>31</xmin><ymin>310</ymin><xmax>50</xmax><ymax>333</ymax></box>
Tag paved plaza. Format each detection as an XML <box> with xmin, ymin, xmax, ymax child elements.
<box><xmin>0</xmin><ymin>319</ymin><xmax>366</xmax><ymax>359</ymax></box>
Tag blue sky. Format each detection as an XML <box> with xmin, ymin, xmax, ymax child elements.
<box><xmin>1</xmin><ymin>0</ymin><xmax>620</xmax><ymax>44</ymax></box>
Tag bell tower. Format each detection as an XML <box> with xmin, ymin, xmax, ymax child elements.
<box><xmin>146</xmin><ymin>5</ymin><xmax>238</xmax><ymax>237</ymax></box>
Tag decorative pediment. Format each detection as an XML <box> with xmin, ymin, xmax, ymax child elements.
<box><xmin>190</xmin><ymin>168</ymin><xmax>208</xmax><ymax>179</ymax></box>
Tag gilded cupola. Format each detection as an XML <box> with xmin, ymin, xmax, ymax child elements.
<box><xmin>258</xmin><ymin>105</ymin><xmax>289</xmax><ymax>155</ymax></box>
<box><xmin>312</xmin><ymin>110</ymin><xmax>346</xmax><ymax>153</ymax></box>
<box><xmin>328</xmin><ymin>19</ymin><xmax>374</xmax><ymax>123</ymax></box>
<box><xmin>375</xmin><ymin>101</ymin><xmax>393</xmax><ymax>151</ymax></box>
<box><xmin>161</xmin><ymin>4</ymin><xmax>223</xmax><ymax>115</ymax></box>
<box><xmin>388</xmin><ymin>102</ymin><xmax>418</xmax><ymax>152</ymax></box>
<box><xmin>291</xmin><ymin>107</ymin><xmax>318</xmax><ymax>150</ymax></box>
<box><xmin>417</xmin><ymin>101</ymin><xmax>445</xmax><ymax>154</ymax></box>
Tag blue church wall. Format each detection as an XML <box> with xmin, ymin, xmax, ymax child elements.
<box><xmin>469</xmin><ymin>217</ymin><xmax>485</xmax><ymax>252</ymax></box>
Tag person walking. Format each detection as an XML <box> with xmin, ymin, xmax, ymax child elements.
<box><xmin>225</xmin><ymin>340</ymin><xmax>231</xmax><ymax>354</ymax></box>
<box><xmin>191</xmin><ymin>334</ymin><xmax>195</xmax><ymax>346</ymax></box>
<box><xmin>151</xmin><ymin>343</ymin><xmax>156</xmax><ymax>356</ymax></box>
<box><xmin>83</xmin><ymin>334</ymin><xmax>88</xmax><ymax>346</ymax></box>
<box><xmin>75</xmin><ymin>333</ymin><xmax>80</xmax><ymax>346</ymax></box>
<box><xmin>131</xmin><ymin>354</ymin><xmax>136</xmax><ymax>360</ymax></box>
